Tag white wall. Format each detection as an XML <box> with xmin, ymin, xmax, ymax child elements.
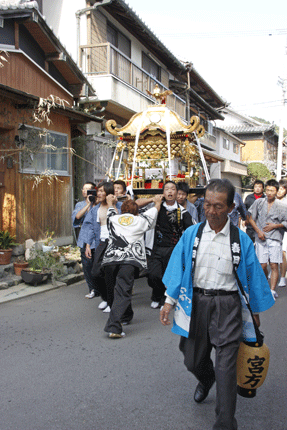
<box><xmin>210</xmin><ymin>162</ymin><xmax>221</xmax><ymax>179</ymax></box>
<box><xmin>216</xmin><ymin>130</ymin><xmax>241</xmax><ymax>163</ymax></box>
<box><xmin>89</xmin><ymin>75</ymin><xmax>156</xmax><ymax>113</ymax></box>
<box><xmin>216</xmin><ymin>109</ymin><xmax>260</xmax><ymax>128</ymax></box>
<box><xmin>42</xmin><ymin>0</ymin><xmax>86</xmax><ymax>62</ymax></box>
<box><xmin>221</xmin><ymin>173</ymin><xmax>242</xmax><ymax>194</ymax></box>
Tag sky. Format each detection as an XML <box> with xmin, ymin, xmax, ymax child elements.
<box><xmin>127</xmin><ymin>0</ymin><xmax>287</xmax><ymax>125</ymax></box>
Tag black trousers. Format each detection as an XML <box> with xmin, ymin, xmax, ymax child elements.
<box><xmin>81</xmin><ymin>248</ymin><xmax>96</xmax><ymax>293</ymax></box>
<box><xmin>179</xmin><ymin>291</ymin><xmax>242</xmax><ymax>430</ymax></box>
<box><xmin>91</xmin><ymin>240</ymin><xmax>108</xmax><ymax>301</ymax></box>
<box><xmin>147</xmin><ymin>246</ymin><xmax>174</xmax><ymax>305</ymax></box>
<box><xmin>104</xmin><ymin>264</ymin><xmax>135</xmax><ymax>334</ymax></box>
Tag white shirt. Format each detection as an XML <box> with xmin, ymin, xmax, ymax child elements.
<box><xmin>97</xmin><ymin>205</ymin><xmax>109</xmax><ymax>241</ymax></box>
<box><xmin>193</xmin><ymin>218</ymin><xmax>238</xmax><ymax>291</ymax></box>
<box><xmin>163</xmin><ymin>201</ymin><xmax>178</xmax><ymax>211</ymax></box>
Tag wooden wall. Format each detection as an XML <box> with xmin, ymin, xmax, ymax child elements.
<box><xmin>16</xmin><ymin>175</ymin><xmax>71</xmax><ymax>243</ymax></box>
<box><xmin>90</xmin><ymin>10</ymin><xmax>107</xmax><ymax>45</ymax></box>
<box><xmin>0</xmin><ymin>52</ymin><xmax>73</xmax><ymax>104</ymax></box>
<box><xmin>0</xmin><ymin>96</ymin><xmax>73</xmax><ymax>243</ymax></box>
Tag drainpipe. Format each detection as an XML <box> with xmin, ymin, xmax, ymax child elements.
<box><xmin>184</xmin><ymin>62</ymin><xmax>193</xmax><ymax>121</ymax></box>
<box><xmin>76</xmin><ymin>0</ymin><xmax>112</xmax><ymax>64</ymax></box>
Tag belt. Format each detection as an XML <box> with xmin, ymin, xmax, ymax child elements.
<box><xmin>193</xmin><ymin>287</ymin><xmax>238</xmax><ymax>296</ymax></box>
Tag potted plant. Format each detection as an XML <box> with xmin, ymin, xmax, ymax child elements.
<box><xmin>42</xmin><ymin>229</ymin><xmax>56</xmax><ymax>252</ymax></box>
<box><xmin>0</xmin><ymin>230</ymin><xmax>16</xmax><ymax>265</ymax></box>
<box><xmin>13</xmin><ymin>256</ymin><xmax>29</xmax><ymax>276</ymax></box>
<box><xmin>21</xmin><ymin>247</ymin><xmax>65</xmax><ymax>286</ymax></box>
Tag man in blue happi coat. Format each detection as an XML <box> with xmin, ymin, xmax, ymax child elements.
<box><xmin>160</xmin><ymin>179</ymin><xmax>274</xmax><ymax>430</ymax></box>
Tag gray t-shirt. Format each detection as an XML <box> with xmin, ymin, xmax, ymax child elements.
<box><xmin>248</xmin><ymin>197</ymin><xmax>287</xmax><ymax>242</ymax></box>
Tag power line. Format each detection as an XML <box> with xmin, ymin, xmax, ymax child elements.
<box><xmin>158</xmin><ymin>28</ymin><xmax>287</xmax><ymax>39</ymax></box>
<box><xmin>234</xmin><ymin>100</ymin><xmax>283</xmax><ymax>107</ymax></box>
<box><xmin>235</xmin><ymin>104</ymin><xmax>285</xmax><ymax>112</ymax></box>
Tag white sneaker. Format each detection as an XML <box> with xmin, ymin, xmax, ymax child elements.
<box><xmin>103</xmin><ymin>306</ymin><xmax>111</xmax><ymax>313</ymax></box>
<box><xmin>278</xmin><ymin>277</ymin><xmax>286</xmax><ymax>287</ymax></box>
<box><xmin>151</xmin><ymin>301</ymin><xmax>160</xmax><ymax>309</ymax></box>
<box><xmin>271</xmin><ymin>290</ymin><xmax>278</xmax><ymax>299</ymax></box>
<box><xmin>98</xmin><ymin>301</ymin><xmax>108</xmax><ymax>310</ymax></box>
<box><xmin>85</xmin><ymin>290</ymin><xmax>95</xmax><ymax>299</ymax></box>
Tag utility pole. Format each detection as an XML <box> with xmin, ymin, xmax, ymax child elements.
<box><xmin>276</xmin><ymin>35</ymin><xmax>287</xmax><ymax>181</ymax></box>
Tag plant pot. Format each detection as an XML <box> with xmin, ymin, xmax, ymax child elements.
<box><xmin>0</xmin><ymin>249</ymin><xmax>13</xmax><ymax>265</ymax></box>
<box><xmin>14</xmin><ymin>262</ymin><xmax>29</xmax><ymax>276</ymax></box>
<box><xmin>42</xmin><ymin>245</ymin><xmax>54</xmax><ymax>253</ymax></box>
<box><xmin>21</xmin><ymin>269</ymin><xmax>51</xmax><ymax>286</ymax></box>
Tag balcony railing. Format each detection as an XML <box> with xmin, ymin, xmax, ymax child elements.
<box><xmin>79</xmin><ymin>43</ymin><xmax>186</xmax><ymax>118</ymax></box>
<box><xmin>200</xmin><ymin>133</ymin><xmax>217</xmax><ymax>150</ymax></box>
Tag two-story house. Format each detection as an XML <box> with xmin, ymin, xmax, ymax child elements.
<box><xmin>0</xmin><ymin>0</ymin><xmax>102</xmax><ymax>243</ymax></box>
<box><xmin>213</xmin><ymin>126</ymin><xmax>247</xmax><ymax>193</ymax></box>
<box><xmin>216</xmin><ymin>107</ymin><xmax>278</xmax><ymax>174</ymax></box>
<box><xmin>41</xmin><ymin>0</ymin><xmax>228</xmax><ymax>183</ymax></box>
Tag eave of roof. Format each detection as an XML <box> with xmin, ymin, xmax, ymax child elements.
<box><xmin>202</xmin><ymin>148</ymin><xmax>224</xmax><ymax>163</ymax></box>
<box><xmin>95</xmin><ymin>0</ymin><xmax>226</xmax><ymax>112</ymax></box>
<box><xmin>187</xmin><ymin>86</ymin><xmax>224</xmax><ymax>121</ymax></box>
<box><xmin>0</xmin><ymin>5</ymin><xmax>96</xmax><ymax>97</ymax></box>
<box><xmin>0</xmin><ymin>83</ymin><xmax>103</xmax><ymax>123</ymax></box>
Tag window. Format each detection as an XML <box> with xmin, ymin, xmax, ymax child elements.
<box><xmin>21</xmin><ymin>126</ymin><xmax>69</xmax><ymax>175</ymax></box>
<box><xmin>142</xmin><ymin>52</ymin><xmax>161</xmax><ymax>81</ymax></box>
<box><xmin>233</xmin><ymin>143</ymin><xmax>239</xmax><ymax>154</ymax></box>
<box><xmin>107</xmin><ymin>23</ymin><xmax>131</xmax><ymax>58</ymax></box>
<box><xmin>207</xmin><ymin>121</ymin><xmax>214</xmax><ymax>136</ymax></box>
<box><xmin>94</xmin><ymin>141</ymin><xmax>114</xmax><ymax>181</ymax></box>
<box><xmin>223</xmin><ymin>138</ymin><xmax>230</xmax><ymax>150</ymax></box>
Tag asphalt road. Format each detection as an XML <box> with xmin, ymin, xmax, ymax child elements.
<box><xmin>1</xmin><ymin>278</ymin><xmax>286</xmax><ymax>430</ymax></box>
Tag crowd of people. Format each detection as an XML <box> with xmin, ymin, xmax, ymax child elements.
<box><xmin>73</xmin><ymin>177</ymin><xmax>287</xmax><ymax>309</ymax></box>
<box><xmin>72</xmin><ymin>176</ymin><xmax>282</xmax><ymax>430</ymax></box>
<box><xmin>72</xmin><ymin>179</ymin><xmax>195</xmax><ymax>335</ymax></box>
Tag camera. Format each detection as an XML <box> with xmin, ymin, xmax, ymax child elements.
<box><xmin>87</xmin><ymin>189</ymin><xmax>97</xmax><ymax>203</ymax></box>
<box><xmin>117</xmin><ymin>195</ymin><xmax>128</xmax><ymax>202</ymax></box>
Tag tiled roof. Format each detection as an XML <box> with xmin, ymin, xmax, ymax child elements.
<box><xmin>0</xmin><ymin>1</ymin><xmax>38</xmax><ymax>10</ymax></box>
<box><xmin>221</xmin><ymin>124</ymin><xmax>276</xmax><ymax>134</ymax></box>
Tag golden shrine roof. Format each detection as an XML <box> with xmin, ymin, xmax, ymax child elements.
<box><xmin>105</xmin><ymin>105</ymin><xmax>204</xmax><ymax>139</ymax></box>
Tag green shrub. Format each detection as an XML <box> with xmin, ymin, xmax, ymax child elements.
<box><xmin>28</xmin><ymin>247</ymin><xmax>65</xmax><ymax>281</ymax></box>
<box><xmin>242</xmin><ymin>162</ymin><xmax>274</xmax><ymax>189</ymax></box>
<box><xmin>0</xmin><ymin>230</ymin><xmax>17</xmax><ymax>249</ymax></box>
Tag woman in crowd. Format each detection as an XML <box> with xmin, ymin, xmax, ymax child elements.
<box><xmin>85</xmin><ymin>181</ymin><xmax>122</xmax><ymax>312</ymax></box>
